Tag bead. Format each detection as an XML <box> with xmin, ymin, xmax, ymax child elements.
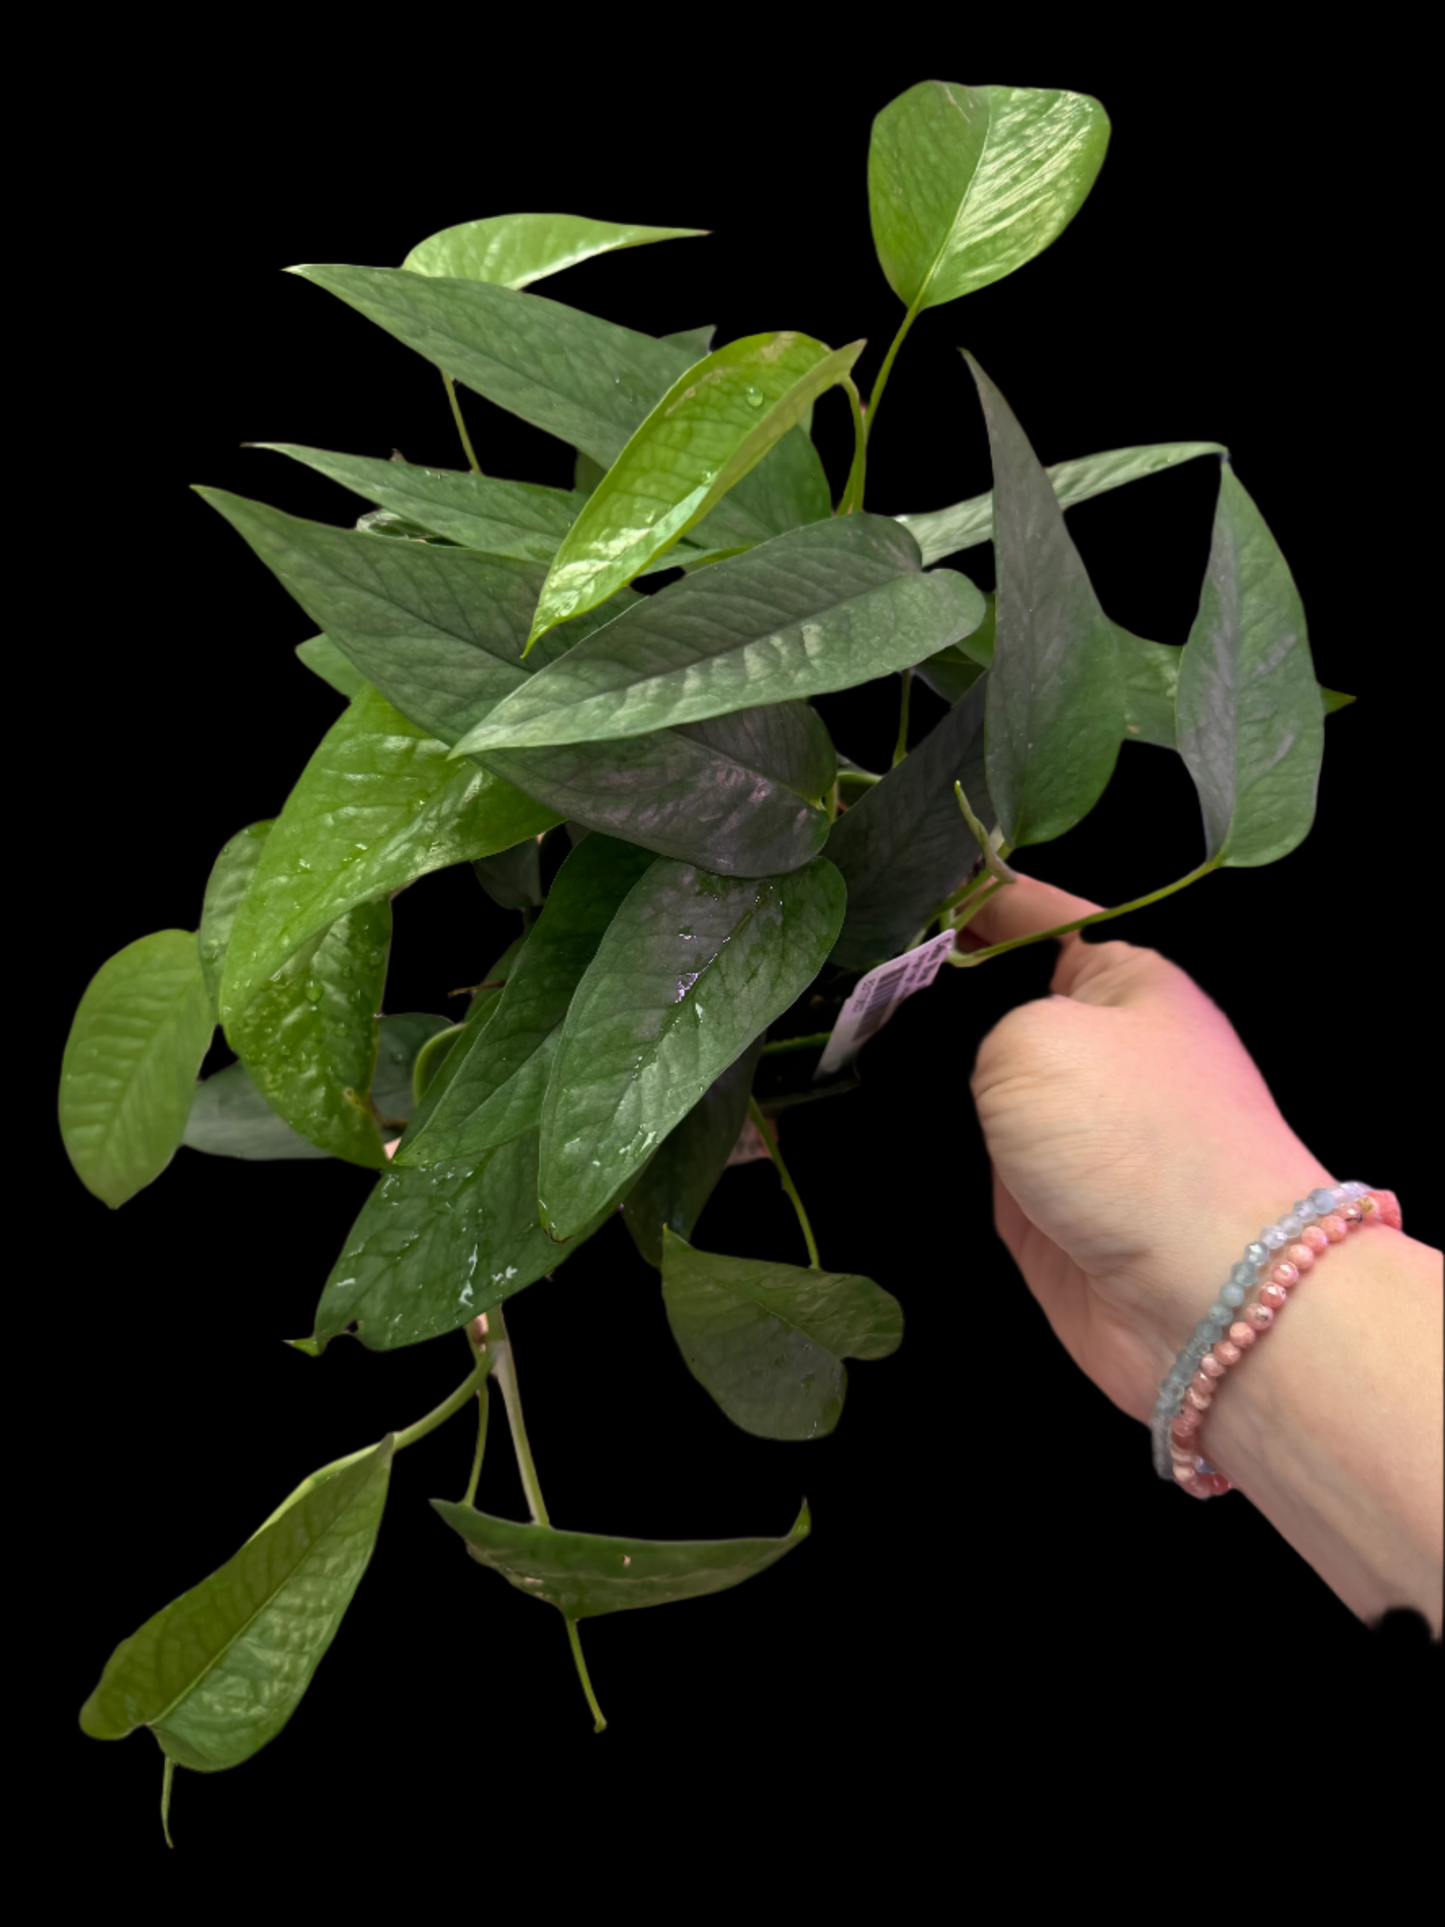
<box><xmin>1216</xmin><ymin>1338</ymin><xmax>1243</xmax><ymax>1366</ymax></box>
<box><xmin>1170</xmin><ymin>1440</ymin><xmax>1199</xmax><ymax>1464</ymax></box>
<box><xmin>1294</xmin><ymin>1198</ymin><xmax>1319</xmax><ymax>1223</ymax></box>
<box><xmin>1245</xmin><ymin>1241</ymin><xmax>1270</xmax><ymax>1266</ymax></box>
<box><xmin>1199</xmin><ymin>1353</ymin><xmax>1227</xmax><ymax>1380</ymax></box>
<box><xmin>1319</xmin><ymin>1213</ymin><xmax>1348</xmax><ymax>1243</ymax></box>
<box><xmin>1208</xmin><ymin>1302</ymin><xmax>1232</xmax><ymax>1327</ymax></box>
<box><xmin>1262</xmin><ymin>1224</ymin><xmax>1288</xmax><ymax>1250</ymax></box>
<box><xmin>1192</xmin><ymin>1368</ymin><xmax>1217</xmax><ymax>1395</ymax></box>
<box><xmin>1244</xmin><ymin>1302</ymin><xmax>1275</xmax><ymax>1330</ymax></box>
<box><xmin>1204</xmin><ymin>1473</ymin><xmax>1232</xmax><ymax>1497</ymax></box>
<box><xmin>1229</xmin><ymin>1261</ymin><xmax>1257</xmax><ymax>1288</ymax></box>
<box><xmin>1331</xmin><ymin>1184</ymin><xmax>1351</xmax><ymax>1205</ymax></box>
<box><xmin>1197</xmin><ymin>1320</ymin><xmax>1225</xmax><ymax>1344</ymax></box>
<box><xmin>1173</xmin><ymin>1410</ymin><xmax>1201</xmax><ymax>1440</ymax></box>
<box><xmin>1270</xmin><ymin>1261</ymin><xmax>1301</xmax><ymax>1288</ymax></box>
<box><xmin>1310</xmin><ymin>1187</ymin><xmax>1336</xmax><ymax>1213</ymax></box>
<box><xmin>1359</xmin><ymin>1195</ymin><xmax>1379</xmax><ymax>1217</ymax></box>
<box><xmin>1278</xmin><ymin>1213</ymin><xmax>1303</xmax><ymax>1239</ymax></box>
<box><xmin>1301</xmin><ymin>1224</ymin><xmax>1329</xmax><ymax>1253</ymax></box>
<box><xmin>1284</xmin><ymin>1242</ymin><xmax>1315</xmax><ymax>1272</ymax></box>
<box><xmin>1260</xmin><ymin>1282</ymin><xmax>1288</xmax><ymax>1310</ymax></box>
<box><xmin>1221</xmin><ymin>1282</ymin><xmax>1247</xmax><ymax>1308</ymax></box>
<box><xmin>1173</xmin><ymin>1460</ymin><xmax>1200</xmax><ymax>1487</ymax></box>
<box><xmin>1342</xmin><ymin>1203</ymin><xmax>1363</xmax><ymax>1225</ymax></box>
<box><xmin>1228</xmin><ymin>1321</ymin><xmax>1257</xmax><ymax>1348</ymax></box>
<box><xmin>1186</xmin><ymin>1385</ymin><xmax>1213</xmax><ymax>1412</ymax></box>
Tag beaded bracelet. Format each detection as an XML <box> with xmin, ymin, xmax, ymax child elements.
<box><xmin>1149</xmin><ymin>1181</ymin><xmax>1405</xmax><ymax>1500</ymax></box>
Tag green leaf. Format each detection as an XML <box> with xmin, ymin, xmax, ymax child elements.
<box><xmin>202</xmin><ymin>490</ymin><xmax>829</xmax><ymax>876</ymax></box>
<box><xmin>228</xmin><ymin>897</ymin><xmax>393</xmax><ymax>1168</ymax></box>
<box><xmin>218</xmin><ymin>684</ymin><xmax>556</xmax><ymax>1026</ymax></box>
<box><xmin>964</xmin><ymin>353</ymin><xmax>1125</xmax><ymax>849</ymax></box>
<box><xmin>198</xmin><ymin>821</ymin><xmax>274</xmax><ymax>1016</ymax></box>
<box><xmin>539</xmin><ymin>854</ymin><xmax>846</xmax><ymax>1239</ymax></box>
<box><xmin>296</xmin><ymin>633</ymin><xmax>368</xmax><ymax>699</ymax></box>
<box><xmin>397</xmin><ymin>833</ymin><xmax>657</xmax><ymax>1167</ymax></box>
<box><xmin>660</xmin><ymin>1230</ymin><xmax>903</xmax><ymax>1440</ymax></box>
<box><xmin>400</xmin><ymin>212</ymin><xmax>706</xmax><ymax>286</ymax></box>
<box><xmin>828</xmin><ymin>675</ymin><xmax>992</xmax><ymax>971</ymax></box>
<box><xmin>527</xmin><ymin>333</ymin><xmax>865</xmax><ymax>643</ymax></box>
<box><xmin>284</xmin><ymin>267</ymin><xmax>829</xmax><ymax>539</ymax></box>
<box><xmin>456</xmin><ymin>516</ymin><xmax>985</xmax><ymax>753</ymax></box>
<box><xmin>1176</xmin><ymin>465</ymin><xmax>1324</xmax><ymax>866</ymax></box>
<box><xmin>622</xmin><ymin>1036</ymin><xmax>766</xmax><ymax>1268</ymax></box>
<box><xmin>471</xmin><ymin>839</ymin><xmax>544</xmax><ymax>912</ymax></box>
<box><xmin>430</xmin><ymin>1498</ymin><xmax>809</xmax><ymax>1619</ymax></box>
<box><xmin>869</xmin><ymin>81</ymin><xmax>1110</xmax><ymax>311</ymax></box>
<box><xmin>370</xmin><ymin>1012</ymin><xmax>456</xmax><ymax>1124</ymax></box>
<box><xmin>897</xmin><ymin>440</ymin><xmax>1229</xmax><ymax>566</ymax></box>
<box><xmin>397</xmin><ymin>935</ymin><xmax>521</xmax><ymax>1146</ymax></box>
<box><xmin>79</xmin><ymin>1439</ymin><xmax>392</xmax><ymax>1771</ymax></box>
<box><xmin>59</xmin><ymin>931</ymin><xmax>215</xmax><ymax>1209</ymax></box>
<box><xmin>661</xmin><ymin>324</ymin><xmax>717</xmax><ymax>358</ymax></box>
<box><xmin>184</xmin><ymin>1060</ymin><xmax>331</xmax><ymax>1160</ymax></box>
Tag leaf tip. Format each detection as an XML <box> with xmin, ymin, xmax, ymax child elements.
<box><xmin>285</xmin><ymin>1335</ymin><xmax>325</xmax><ymax>1358</ymax></box>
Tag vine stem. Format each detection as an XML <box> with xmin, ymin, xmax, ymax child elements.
<box><xmin>760</xmin><ymin>1032</ymin><xmax>834</xmax><ymax>1057</ymax></box>
<box><xmin>748</xmin><ymin>1097</ymin><xmax>821</xmax><ymax>1270</ymax></box>
<box><xmin>393</xmin><ymin>1351</ymin><xmax>493</xmax><ymax>1453</ymax></box>
<box><xmin>838</xmin><ymin>373</ymin><xmax>867</xmax><ymax>513</ymax></box>
<box><xmin>443</xmin><ymin>371</ymin><xmax>483</xmax><ymax>476</ymax></box>
<box><xmin>863</xmin><ymin>298</ymin><xmax>923</xmax><ymax>453</ymax></box>
<box><xmin>161</xmin><ymin>1757</ymin><xmax>175</xmax><ymax>1849</ymax></box>
<box><xmin>948</xmin><ymin>858</ymin><xmax>1223</xmax><ymax>968</ymax></box>
<box><xmin>892</xmin><ymin>669</ymin><xmax>913</xmax><ymax>767</ymax></box>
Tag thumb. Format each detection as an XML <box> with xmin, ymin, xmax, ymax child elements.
<box><xmin>959</xmin><ymin>867</ymin><xmax>1185</xmax><ymax>1008</ymax></box>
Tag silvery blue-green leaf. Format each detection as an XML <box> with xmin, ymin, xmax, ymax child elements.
<box><xmin>198</xmin><ymin>821</ymin><xmax>274</xmax><ymax>1017</ymax></box>
<box><xmin>1176</xmin><ymin>465</ymin><xmax>1324</xmax><ymax>866</ymax></box>
<box><xmin>661</xmin><ymin>1230</ymin><xmax>903</xmax><ymax>1440</ymax></box>
<box><xmin>430</xmin><ymin>1498</ymin><xmax>809</xmax><ymax>1620</ymax></box>
<box><xmin>869</xmin><ymin>81</ymin><xmax>1109</xmax><ymax>310</ymax></box>
<box><xmin>296</xmin><ymin>634</ymin><xmax>368</xmax><ymax>699</ymax></box>
<box><xmin>400</xmin><ymin>213</ymin><xmax>706</xmax><ymax>286</ymax></box>
<box><xmin>455</xmin><ymin>517</ymin><xmax>984</xmax><ymax>754</ymax></box>
<box><xmin>527</xmin><ymin>333</ymin><xmax>864</xmax><ymax>643</ymax></box>
<box><xmin>59</xmin><ymin>932</ymin><xmax>215</xmax><ymax>1209</ymax></box>
<box><xmin>539</xmin><ymin>855</ymin><xmax>846</xmax><ymax>1239</ymax></box>
<box><xmin>621</xmin><ymin>1036</ymin><xmax>765</xmax><ymax>1269</ymax></box>
<box><xmin>896</xmin><ymin>440</ymin><xmax>1229</xmax><ymax>566</ymax></box>
<box><xmin>965</xmin><ymin>353</ymin><xmax>1125</xmax><ymax>849</ymax></box>
<box><xmin>79</xmin><ymin>1439</ymin><xmax>393</xmax><ymax>1771</ymax></box>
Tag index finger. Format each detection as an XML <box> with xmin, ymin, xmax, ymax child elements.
<box><xmin>956</xmin><ymin>867</ymin><xmax>1104</xmax><ymax>954</ymax></box>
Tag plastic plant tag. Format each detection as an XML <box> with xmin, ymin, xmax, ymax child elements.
<box><xmin>814</xmin><ymin>929</ymin><xmax>957</xmax><ymax>1080</ymax></box>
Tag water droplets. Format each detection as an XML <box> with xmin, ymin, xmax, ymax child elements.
<box><xmin>743</xmin><ymin>384</ymin><xmax>764</xmax><ymax>409</ymax></box>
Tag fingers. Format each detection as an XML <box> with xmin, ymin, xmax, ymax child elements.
<box><xmin>959</xmin><ymin>866</ymin><xmax>1190</xmax><ymax>1009</ymax></box>
<box><xmin>960</xmin><ymin>867</ymin><xmax>1104</xmax><ymax>953</ymax></box>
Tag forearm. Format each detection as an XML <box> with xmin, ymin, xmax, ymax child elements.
<box><xmin>1203</xmin><ymin>1224</ymin><xmax>1444</xmax><ymax>1637</ymax></box>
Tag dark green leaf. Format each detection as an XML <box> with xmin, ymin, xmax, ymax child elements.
<box><xmin>869</xmin><ymin>81</ymin><xmax>1109</xmax><ymax>310</ymax></box>
<box><xmin>1176</xmin><ymin>465</ymin><xmax>1324</xmax><ymax>866</ymax></box>
<box><xmin>528</xmin><ymin>333</ymin><xmax>864</xmax><ymax>641</ymax></box>
<box><xmin>59</xmin><ymin>931</ymin><xmax>215</xmax><ymax>1209</ymax></box>
<box><xmin>964</xmin><ymin>352</ymin><xmax>1125</xmax><ymax>849</ymax></box>
<box><xmin>370</xmin><ymin>1012</ymin><xmax>455</xmax><ymax>1123</ymax></box>
<box><xmin>397</xmin><ymin>833</ymin><xmax>656</xmax><ymax>1166</ymax></box>
<box><xmin>471</xmin><ymin>839</ymin><xmax>543</xmax><ymax>911</ymax></box>
<box><xmin>79</xmin><ymin>1439</ymin><xmax>392</xmax><ymax>1770</ymax></box>
<box><xmin>296</xmin><ymin>633</ymin><xmax>368</xmax><ymax>699</ymax></box>
<box><xmin>897</xmin><ymin>441</ymin><xmax>1227</xmax><ymax>566</ymax></box>
<box><xmin>430</xmin><ymin>1498</ymin><xmax>809</xmax><ymax>1619</ymax></box>
<box><xmin>539</xmin><ymin>855</ymin><xmax>846</xmax><ymax>1238</ymax></box>
<box><xmin>198</xmin><ymin>821</ymin><xmax>273</xmax><ymax>1016</ymax></box>
<box><xmin>828</xmin><ymin>675</ymin><xmax>992</xmax><ymax>972</ymax></box>
<box><xmin>661</xmin><ymin>1230</ymin><xmax>903</xmax><ymax>1440</ymax></box>
<box><xmin>622</xmin><ymin>1035</ymin><xmax>766</xmax><ymax>1267</ymax></box>
<box><xmin>184</xmin><ymin>1059</ymin><xmax>331</xmax><ymax>1160</ymax></box>
<box><xmin>456</xmin><ymin>516</ymin><xmax>984</xmax><ymax>753</ymax></box>
<box><xmin>661</xmin><ymin>325</ymin><xmax>717</xmax><ymax>357</ymax></box>
<box><xmin>400</xmin><ymin>212</ymin><xmax>706</xmax><ymax>285</ymax></box>
<box><xmin>396</xmin><ymin>934</ymin><xmax>521</xmax><ymax>1145</ymax></box>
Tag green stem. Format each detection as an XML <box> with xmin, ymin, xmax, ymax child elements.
<box><xmin>748</xmin><ymin>1096</ymin><xmax>821</xmax><ymax>1270</ymax></box>
<box><xmin>892</xmin><ymin>668</ymin><xmax>913</xmax><ymax>767</ymax></box>
<box><xmin>161</xmin><ymin>1757</ymin><xmax>175</xmax><ymax>1850</ymax></box>
<box><xmin>863</xmin><ymin>299</ymin><xmax>922</xmax><ymax>452</ymax></box>
<box><xmin>954</xmin><ymin>784</ymin><xmax>1018</xmax><ymax>884</ymax></box>
<box><xmin>443</xmin><ymin>371</ymin><xmax>483</xmax><ymax>477</ymax></box>
<box><xmin>412</xmin><ymin>1024</ymin><xmax>466</xmax><ymax>1109</ymax></box>
<box><xmin>760</xmin><ymin>1031</ymin><xmax>834</xmax><ymax>1057</ymax></box>
<box><xmin>566</xmin><ymin>1618</ymin><xmax>608</xmax><ymax>1734</ymax></box>
<box><xmin>837</xmin><ymin>766</ymin><xmax>883</xmax><ymax>789</ymax></box>
<box><xmin>393</xmin><ymin>1351</ymin><xmax>493</xmax><ymax>1454</ymax></box>
<box><xmin>838</xmin><ymin>373</ymin><xmax>867</xmax><ymax>513</ymax></box>
<box><xmin>488</xmin><ymin>1305</ymin><xmax>548</xmax><ymax>1526</ymax></box>
<box><xmin>463</xmin><ymin>1379</ymin><xmax>489</xmax><ymax>1506</ymax></box>
<box><xmin>950</xmin><ymin>858</ymin><xmax>1223</xmax><ymax>968</ymax></box>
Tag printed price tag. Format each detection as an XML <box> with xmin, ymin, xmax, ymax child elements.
<box><xmin>813</xmin><ymin>929</ymin><xmax>958</xmax><ymax>1081</ymax></box>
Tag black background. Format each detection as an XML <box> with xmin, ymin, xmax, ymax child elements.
<box><xmin>40</xmin><ymin>35</ymin><xmax>1438</xmax><ymax>1866</ymax></box>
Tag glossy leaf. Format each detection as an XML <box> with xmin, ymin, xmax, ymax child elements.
<box><xmin>202</xmin><ymin>490</ymin><xmax>829</xmax><ymax>875</ymax></box>
<box><xmin>828</xmin><ymin>675</ymin><xmax>992</xmax><ymax>972</ymax></box>
<box><xmin>965</xmin><ymin>353</ymin><xmax>1125</xmax><ymax>849</ymax></box>
<box><xmin>228</xmin><ymin>898</ymin><xmax>392</xmax><ymax>1168</ymax></box>
<box><xmin>296</xmin><ymin>633</ymin><xmax>367</xmax><ymax>699</ymax></box>
<box><xmin>661</xmin><ymin>1231</ymin><xmax>902</xmax><ymax>1440</ymax></box>
<box><xmin>897</xmin><ymin>440</ymin><xmax>1228</xmax><ymax>566</ymax></box>
<box><xmin>400</xmin><ymin>213</ymin><xmax>705</xmax><ymax>286</ymax></box>
<box><xmin>370</xmin><ymin>1012</ymin><xmax>458</xmax><ymax>1123</ymax></box>
<box><xmin>430</xmin><ymin>1498</ymin><xmax>809</xmax><ymax>1620</ymax></box>
<box><xmin>869</xmin><ymin>81</ymin><xmax>1109</xmax><ymax>311</ymax></box>
<box><xmin>539</xmin><ymin>855</ymin><xmax>846</xmax><ymax>1238</ymax></box>
<box><xmin>622</xmin><ymin>1036</ymin><xmax>766</xmax><ymax>1268</ymax></box>
<box><xmin>79</xmin><ymin>1440</ymin><xmax>392</xmax><ymax>1771</ymax></box>
<box><xmin>218</xmin><ymin>683</ymin><xmax>555</xmax><ymax>1025</ymax></box>
<box><xmin>528</xmin><ymin>333</ymin><xmax>864</xmax><ymax>643</ymax></box>
<box><xmin>397</xmin><ymin>935</ymin><xmax>522</xmax><ymax>1145</ymax></box>
<box><xmin>471</xmin><ymin>839</ymin><xmax>544</xmax><ymax>912</ymax></box>
<box><xmin>198</xmin><ymin>821</ymin><xmax>273</xmax><ymax>1016</ymax></box>
<box><xmin>456</xmin><ymin>516</ymin><xmax>985</xmax><ymax>753</ymax></box>
<box><xmin>1176</xmin><ymin>465</ymin><xmax>1324</xmax><ymax>866</ymax></box>
<box><xmin>398</xmin><ymin>834</ymin><xmax>656</xmax><ymax>1166</ymax></box>
<box><xmin>59</xmin><ymin>931</ymin><xmax>214</xmax><ymax>1209</ymax></box>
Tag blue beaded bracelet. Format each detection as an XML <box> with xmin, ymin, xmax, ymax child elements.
<box><xmin>1150</xmin><ymin>1181</ymin><xmax>1376</xmax><ymax>1494</ymax></box>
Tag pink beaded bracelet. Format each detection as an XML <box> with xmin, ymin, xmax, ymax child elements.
<box><xmin>1167</xmin><ymin>1188</ymin><xmax>1404</xmax><ymax>1500</ymax></box>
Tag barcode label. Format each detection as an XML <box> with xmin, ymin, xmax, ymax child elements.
<box><xmin>814</xmin><ymin>930</ymin><xmax>957</xmax><ymax>1081</ymax></box>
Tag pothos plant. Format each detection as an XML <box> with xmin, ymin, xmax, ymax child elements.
<box><xmin>62</xmin><ymin>80</ymin><xmax>1350</xmax><ymax>1842</ymax></box>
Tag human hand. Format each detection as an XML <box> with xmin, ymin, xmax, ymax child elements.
<box><xmin>960</xmin><ymin>870</ymin><xmax>1343</xmax><ymax>1425</ymax></box>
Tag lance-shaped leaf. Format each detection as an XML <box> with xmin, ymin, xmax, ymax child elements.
<box><xmin>79</xmin><ymin>1439</ymin><xmax>392</xmax><ymax>1771</ymax></box>
<box><xmin>1176</xmin><ymin>465</ymin><xmax>1324</xmax><ymax>866</ymax></box>
<box><xmin>430</xmin><ymin>1498</ymin><xmax>809</xmax><ymax>1619</ymax></box>
<box><xmin>661</xmin><ymin>1230</ymin><xmax>903</xmax><ymax>1440</ymax></box>
<box><xmin>539</xmin><ymin>854</ymin><xmax>846</xmax><ymax>1239</ymax></box>
<box><xmin>397</xmin><ymin>834</ymin><xmax>657</xmax><ymax>1167</ymax></box>
<box><xmin>198</xmin><ymin>821</ymin><xmax>273</xmax><ymax>1016</ymax></box>
<box><xmin>218</xmin><ymin>684</ymin><xmax>555</xmax><ymax>1026</ymax></box>
<box><xmin>828</xmin><ymin>675</ymin><xmax>993</xmax><ymax>972</ymax></box>
<box><xmin>400</xmin><ymin>212</ymin><xmax>706</xmax><ymax>286</ymax></box>
<box><xmin>296</xmin><ymin>633</ymin><xmax>367</xmax><ymax>699</ymax></box>
<box><xmin>201</xmin><ymin>491</ymin><xmax>829</xmax><ymax>876</ymax></box>
<box><xmin>312</xmin><ymin>1130</ymin><xmax>614</xmax><ymax>1352</ymax></box>
<box><xmin>285</xmin><ymin>266</ymin><xmax>829</xmax><ymax>540</ymax></box>
<box><xmin>456</xmin><ymin>517</ymin><xmax>984</xmax><ymax>753</ymax></box>
<box><xmin>527</xmin><ymin>333</ymin><xmax>865</xmax><ymax>644</ymax></box>
<box><xmin>59</xmin><ymin>931</ymin><xmax>215</xmax><ymax>1210</ymax></box>
<box><xmin>622</xmin><ymin>1035</ymin><xmax>766</xmax><ymax>1268</ymax></box>
<box><xmin>229</xmin><ymin>897</ymin><xmax>393</xmax><ymax>1168</ymax></box>
<box><xmin>897</xmin><ymin>440</ymin><xmax>1229</xmax><ymax>566</ymax></box>
<box><xmin>869</xmin><ymin>81</ymin><xmax>1109</xmax><ymax>311</ymax></box>
<box><xmin>965</xmin><ymin>353</ymin><xmax>1125</xmax><ymax>849</ymax></box>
